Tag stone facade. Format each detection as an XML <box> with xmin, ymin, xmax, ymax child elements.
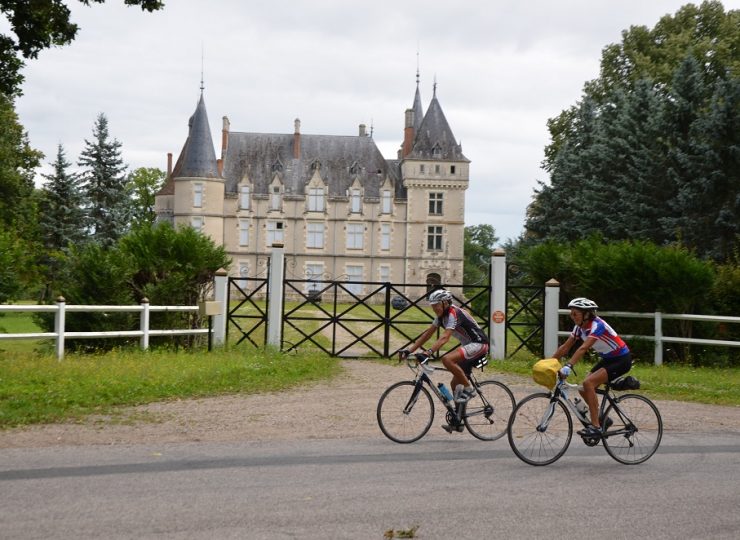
<box><xmin>155</xmin><ymin>80</ymin><xmax>470</xmax><ymax>298</ymax></box>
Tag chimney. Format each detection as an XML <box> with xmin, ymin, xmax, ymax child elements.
<box><xmin>167</xmin><ymin>152</ymin><xmax>172</xmax><ymax>178</ymax></box>
<box><xmin>217</xmin><ymin>158</ymin><xmax>223</xmax><ymax>177</ymax></box>
<box><xmin>402</xmin><ymin>109</ymin><xmax>415</xmax><ymax>157</ymax></box>
<box><xmin>359</xmin><ymin>124</ymin><xmax>366</xmax><ymax>137</ymax></box>
<box><xmin>293</xmin><ymin>118</ymin><xmax>301</xmax><ymax>159</ymax></box>
<box><xmin>221</xmin><ymin>116</ymin><xmax>230</xmax><ymax>160</ymax></box>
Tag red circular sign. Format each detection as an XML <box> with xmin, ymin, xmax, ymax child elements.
<box><xmin>492</xmin><ymin>310</ymin><xmax>505</xmax><ymax>324</ymax></box>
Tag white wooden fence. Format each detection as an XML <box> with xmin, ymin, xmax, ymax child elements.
<box><xmin>543</xmin><ymin>280</ymin><xmax>740</xmax><ymax>365</ymax></box>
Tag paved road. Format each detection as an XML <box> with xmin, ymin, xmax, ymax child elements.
<box><xmin>1</xmin><ymin>432</ymin><xmax>739</xmax><ymax>539</ymax></box>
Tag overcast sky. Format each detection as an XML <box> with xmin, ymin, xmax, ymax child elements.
<box><xmin>9</xmin><ymin>0</ymin><xmax>740</xmax><ymax>244</ymax></box>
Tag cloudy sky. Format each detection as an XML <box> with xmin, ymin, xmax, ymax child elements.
<box><xmin>9</xmin><ymin>0</ymin><xmax>740</xmax><ymax>243</ymax></box>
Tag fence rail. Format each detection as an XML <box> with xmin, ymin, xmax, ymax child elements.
<box><xmin>0</xmin><ymin>299</ymin><xmax>207</xmax><ymax>360</ymax></box>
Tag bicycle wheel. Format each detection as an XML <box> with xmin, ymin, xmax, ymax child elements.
<box><xmin>377</xmin><ymin>381</ymin><xmax>434</xmax><ymax>443</ymax></box>
<box><xmin>464</xmin><ymin>380</ymin><xmax>515</xmax><ymax>441</ymax></box>
<box><xmin>602</xmin><ymin>394</ymin><xmax>662</xmax><ymax>465</ymax></box>
<box><xmin>507</xmin><ymin>393</ymin><xmax>573</xmax><ymax>466</ymax></box>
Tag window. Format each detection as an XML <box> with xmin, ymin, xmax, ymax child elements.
<box><xmin>379</xmin><ymin>265</ymin><xmax>390</xmax><ymax>284</ymax></box>
<box><xmin>306</xmin><ymin>263</ymin><xmax>324</xmax><ymax>293</ymax></box>
<box><xmin>345</xmin><ymin>265</ymin><xmax>363</xmax><ymax>295</ymax></box>
<box><xmin>267</xmin><ymin>221</ymin><xmax>284</xmax><ymax>246</ymax></box>
<box><xmin>193</xmin><ymin>183</ymin><xmax>204</xmax><ymax>208</ymax></box>
<box><xmin>350</xmin><ymin>188</ymin><xmax>362</xmax><ymax>213</ymax></box>
<box><xmin>346</xmin><ymin>223</ymin><xmax>364</xmax><ymax>249</ymax></box>
<box><xmin>435</xmin><ymin>164</ymin><xmax>441</xmax><ymax>174</ymax></box>
<box><xmin>308</xmin><ymin>187</ymin><xmax>325</xmax><ymax>212</ymax></box>
<box><xmin>239</xmin><ymin>219</ymin><xmax>249</xmax><ymax>247</ymax></box>
<box><xmin>380</xmin><ymin>223</ymin><xmax>391</xmax><ymax>251</ymax></box>
<box><xmin>450</xmin><ymin>165</ymin><xmax>456</xmax><ymax>174</ymax></box>
<box><xmin>427</xmin><ymin>225</ymin><xmax>443</xmax><ymax>251</ymax></box>
<box><xmin>240</xmin><ymin>185</ymin><xmax>251</xmax><ymax>210</ymax></box>
<box><xmin>429</xmin><ymin>192</ymin><xmax>443</xmax><ymax>215</ymax></box>
<box><xmin>307</xmin><ymin>222</ymin><xmax>324</xmax><ymax>248</ymax></box>
<box><xmin>419</xmin><ymin>164</ymin><xmax>425</xmax><ymax>174</ymax></box>
<box><xmin>191</xmin><ymin>216</ymin><xmax>204</xmax><ymax>232</ymax></box>
<box><xmin>270</xmin><ymin>186</ymin><xmax>281</xmax><ymax>211</ymax></box>
<box><xmin>433</xmin><ymin>145</ymin><xmax>442</xmax><ymax>158</ymax></box>
<box><xmin>381</xmin><ymin>190</ymin><xmax>392</xmax><ymax>214</ymax></box>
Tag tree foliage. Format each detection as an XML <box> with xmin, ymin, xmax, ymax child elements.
<box><xmin>527</xmin><ymin>1</ymin><xmax>740</xmax><ymax>261</ymax></box>
<box><xmin>126</xmin><ymin>167</ymin><xmax>165</xmax><ymax>227</ymax></box>
<box><xmin>0</xmin><ymin>0</ymin><xmax>164</xmax><ymax>98</ymax></box>
<box><xmin>78</xmin><ymin>112</ymin><xmax>129</xmax><ymax>247</ymax></box>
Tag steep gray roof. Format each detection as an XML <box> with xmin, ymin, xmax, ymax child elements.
<box><xmin>409</xmin><ymin>92</ymin><xmax>469</xmax><ymax>162</ymax></box>
<box><xmin>412</xmin><ymin>83</ymin><xmax>424</xmax><ymax>132</ymax></box>
<box><xmin>223</xmin><ymin>132</ymin><xmax>404</xmax><ymax>199</ymax></box>
<box><xmin>171</xmin><ymin>93</ymin><xmax>219</xmax><ymax>179</ymax></box>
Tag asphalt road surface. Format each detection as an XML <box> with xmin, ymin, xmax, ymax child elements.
<box><xmin>1</xmin><ymin>432</ymin><xmax>739</xmax><ymax>539</ymax></box>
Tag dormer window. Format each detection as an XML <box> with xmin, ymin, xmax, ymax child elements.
<box><xmin>350</xmin><ymin>188</ymin><xmax>362</xmax><ymax>213</ymax></box>
<box><xmin>433</xmin><ymin>145</ymin><xmax>442</xmax><ymax>158</ymax></box>
<box><xmin>272</xmin><ymin>159</ymin><xmax>283</xmax><ymax>173</ymax></box>
<box><xmin>311</xmin><ymin>160</ymin><xmax>321</xmax><ymax>171</ymax></box>
<box><xmin>308</xmin><ymin>187</ymin><xmax>325</xmax><ymax>212</ymax></box>
<box><xmin>349</xmin><ymin>161</ymin><xmax>360</xmax><ymax>175</ymax></box>
<box><xmin>270</xmin><ymin>186</ymin><xmax>281</xmax><ymax>211</ymax></box>
<box><xmin>239</xmin><ymin>185</ymin><xmax>251</xmax><ymax>210</ymax></box>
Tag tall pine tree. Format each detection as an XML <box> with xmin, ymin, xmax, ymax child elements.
<box><xmin>40</xmin><ymin>144</ymin><xmax>87</xmax><ymax>251</ymax></box>
<box><xmin>78</xmin><ymin>113</ymin><xmax>129</xmax><ymax>247</ymax></box>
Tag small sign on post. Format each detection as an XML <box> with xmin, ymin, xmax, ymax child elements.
<box><xmin>198</xmin><ymin>301</ymin><xmax>222</xmax><ymax>351</ymax></box>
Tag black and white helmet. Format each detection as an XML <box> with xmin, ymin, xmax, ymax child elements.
<box><xmin>568</xmin><ymin>297</ymin><xmax>598</xmax><ymax>310</ymax></box>
<box><xmin>428</xmin><ymin>289</ymin><xmax>453</xmax><ymax>305</ymax></box>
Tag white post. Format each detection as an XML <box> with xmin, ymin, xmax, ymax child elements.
<box><xmin>490</xmin><ymin>249</ymin><xmax>506</xmax><ymax>360</ymax></box>
<box><xmin>140</xmin><ymin>297</ymin><xmax>150</xmax><ymax>350</ymax></box>
<box><xmin>213</xmin><ymin>268</ymin><xmax>229</xmax><ymax>346</ymax></box>
<box><xmin>654</xmin><ymin>311</ymin><xmax>663</xmax><ymax>366</ymax></box>
<box><xmin>267</xmin><ymin>244</ymin><xmax>285</xmax><ymax>348</ymax></box>
<box><xmin>55</xmin><ymin>296</ymin><xmax>66</xmax><ymax>361</ymax></box>
<box><xmin>544</xmin><ymin>279</ymin><xmax>560</xmax><ymax>356</ymax></box>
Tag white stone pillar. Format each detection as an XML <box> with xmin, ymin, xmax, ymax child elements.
<box><xmin>55</xmin><ymin>296</ymin><xmax>66</xmax><ymax>361</ymax></box>
<box><xmin>654</xmin><ymin>311</ymin><xmax>663</xmax><ymax>366</ymax></box>
<box><xmin>544</xmin><ymin>279</ymin><xmax>560</xmax><ymax>356</ymax></box>
<box><xmin>490</xmin><ymin>249</ymin><xmax>507</xmax><ymax>360</ymax></box>
<box><xmin>267</xmin><ymin>244</ymin><xmax>285</xmax><ymax>347</ymax></box>
<box><xmin>213</xmin><ymin>268</ymin><xmax>229</xmax><ymax>346</ymax></box>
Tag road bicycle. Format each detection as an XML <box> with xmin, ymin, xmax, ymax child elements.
<box><xmin>507</xmin><ymin>375</ymin><xmax>662</xmax><ymax>465</ymax></box>
<box><xmin>376</xmin><ymin>353</ymin><xmax>516</xmax><ymax>443</ymax></box>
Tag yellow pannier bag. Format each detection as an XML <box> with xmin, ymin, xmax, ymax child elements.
<box><xmin>532</xmin><ymin>358</ymin><xmax>561</xmax><ymax>389</ymax></box>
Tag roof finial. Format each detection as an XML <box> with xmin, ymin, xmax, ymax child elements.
<box><xmin>200</xmin><ymin>42</ymin><xmax>205</xmax><ymax>93</ymax></box>
<box><xmin>416</xmin><ymin>46</ymin><xmax>420</xmax><ymax>86</ymax></box>
<box><xmin>433</xmin><ymin>74</ymin><xmax>437</xmax><ymax>97</ymax></box>
<box><xmin>370</xmin><ymin>118</ymin><xmax>374</xmax><ymax>138</ymax></box>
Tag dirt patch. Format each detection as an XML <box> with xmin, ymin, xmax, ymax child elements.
<box><xmin>1</xmin><ymin>360</ymin><xmax>739</xmax><ymax>449</ymax></box>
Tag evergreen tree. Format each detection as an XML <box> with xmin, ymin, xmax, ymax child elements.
<box><xmin>39</xmin><ymin>144</ymin><xmax>87</xmax><ymax>251</ymax></box>
<box><xmin>78</xmin><ymin>113</ymin><xmax>129</xmax><ymax>247</ymax></box>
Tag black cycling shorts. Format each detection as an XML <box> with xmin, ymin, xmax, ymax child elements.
<box><xmin>591</xmin><ymin>353</ymin><xmax>631</xmax><ymax>381</ymax></box>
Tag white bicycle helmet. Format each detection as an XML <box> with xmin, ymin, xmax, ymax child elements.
<box><xmin>568</xmin><ymin>297</ymin><xmax>598</xmax><ymax>310</ymax></box>
<box><xmin>428</xmin><ymin>289</ymin><xmax>453</xmax><ymax>305</ymax></box>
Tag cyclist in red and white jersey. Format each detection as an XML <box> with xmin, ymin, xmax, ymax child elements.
<box><xmin>551</xmin><ymin>297</ymin><xmax>632</xmax><ymax>438</ymax></box>
<box><xmin>400</xmin><ymin>289</ymin><xmax>489</xmax><ymax>409</ymax></box>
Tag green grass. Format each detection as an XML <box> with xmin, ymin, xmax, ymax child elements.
<box><xmin>0</xmin><ymin>347</ymin><xmax>340</xmax><ymax>428</ymax></box>
<box><xmin>0</xmin><ymin>310</ymin><xmax>45</xmax><ymax>355</ymax></box>
<box><xmin>493</xmin><ymin>355</ymin><xmax>740</xmax><ymax>406</ymax></box>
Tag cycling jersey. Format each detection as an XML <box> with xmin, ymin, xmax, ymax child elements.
<box><xmin>571</xmin><ymin>316</ymin><xmax>630</xmax><ymax>359</ymax></box>
<box><xmin>433</xmin><ymin>305</ymin><xmax>488</xmax><ymax>345</ymax></box>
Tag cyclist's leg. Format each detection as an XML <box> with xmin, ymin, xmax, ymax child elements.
<box><xmin>441</xmin><ymin>348</ymin><xmax>469</xmax><ymax>391</ymax></box>
<box><xmin>581</xmin><ymin>368</ymin><xmax>608</xmax><ymax>427</ymax></box>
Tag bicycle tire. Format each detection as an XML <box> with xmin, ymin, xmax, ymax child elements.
<box><xmin>377</xmin><ymin>381</ymin><xmax>434</xmax><ymax>443</ymax></box>
<box><xmin>464</xmin><ymin>380</ymin><xmax>515</xmax><ymax>441</ymax></box>
<box><xmin>602</xmin><ymin>393</ymin><xmax>662</xmax><ymax>465</ymax></box>
<box><xmin>507</xmin><ymin>393</ymin><xmax>573</xmax><ymax>466</ymax></box>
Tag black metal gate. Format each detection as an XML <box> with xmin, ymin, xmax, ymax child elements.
<box><xmin>281</xmin><ymin>279</ymin><xmax>490</xmax><ymax>359</ymax></box>
<box><xmin>506</xmin><ymin>263</ymin><xmax>545</xmax><ymax>357</ymax></box>
<box><xmin>226</xmin><ymin>269</ymin><xmax>270</xmax><ymax>347</ymax></box>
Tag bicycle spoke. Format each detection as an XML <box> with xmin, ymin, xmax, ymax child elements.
<box><xmin>377</xmin><ymin>381</ymin><xmax>434</xmax><ymax>444</ymax></box>
<box><xmin>602</xmin><ymin>394</ymin><xmax>662</xmax><ymax>464</ymax></box>
<box><xmin>464</xmin><ymin>380</ymin><xmax>515</xmax><ymax>441</ymax></box>
<box><xmin>508</xmin><ymin>394</ymin><xmax>572</xmax><ymax>466</ymax></box>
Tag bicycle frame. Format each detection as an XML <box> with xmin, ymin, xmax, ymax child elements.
<box><xmin>403</xmin><ymin>361</ymin><xmax>462</xmax><ymax>421</ymax></box>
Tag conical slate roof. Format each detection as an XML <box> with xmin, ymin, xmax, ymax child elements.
<box><xmin>171</xmin><ymin>92</ymin><xmax>219</xmax><ymax>179</ymax></box>
<box><xmin>409</xmin><ymin>90</ymin><xmax>468</xmax><ymax>162</ymax></box>
<box><xmin>411</xmin><ymin>83</ymin><xmax>424</xmax><ymax>132</ymax></box>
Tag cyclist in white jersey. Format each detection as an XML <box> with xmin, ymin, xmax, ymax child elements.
<box><xmin>399</xmin><ymin>289</ymin><xmax>489</xmax><ymax>410</ymax></box>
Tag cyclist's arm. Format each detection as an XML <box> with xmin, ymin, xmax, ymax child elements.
<box><xmin>568</xmin><ymin>336</ymin><xmax>597</xmax><ymax>366</ymax></box>
<box><xmin>427</xmin><ymin>328</ymin><xmax>454</xmax><ymax>355</ymax></box>
<box><xmin>407</xmin><ymin>325</ymin><xmax>437</xmax><ymax>353</ymax></box>
<box><xmin>551</xmin><ymin>335</ymin><xmax>576</xmax><ymax>360</ymax></box>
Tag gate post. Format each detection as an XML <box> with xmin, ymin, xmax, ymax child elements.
<box><xmin>213</xmin><ymin>268</ymin><xmax>229</xmax><ymax>346</ymax></box>
<box><xmin>544</xmin><ymin>279</ymin><xmax>560</xmax><ymax>356</ymax></box>
<box><xmin>267</xmin><ymin>244</ymin><xmax>285</xmax><ymax>347</ymax></box>
<box><xmin>55</xmin><ymin>296</ymin><xmax>66</xmax><ymax>361</ymax></box>
<box><xmin>490</xmin><ymin>249</ymin><xmax>506</xmax><ymax>360</ymax></box>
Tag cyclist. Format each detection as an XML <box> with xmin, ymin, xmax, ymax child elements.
<box><xmin>551</xmin><ymin>297</ymin><xmax>632</xmax><ymax>438</ymax></box>
<box><xmin>399</xmin><ymin>289</ymin><xmax>489</xmax><ymax>430</ymax></box>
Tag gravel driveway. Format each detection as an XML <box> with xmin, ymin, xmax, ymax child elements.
<box><xmin>2</xmin><ymin>360</ymin><xmax>739</xmax><ymax>449</ymax></box>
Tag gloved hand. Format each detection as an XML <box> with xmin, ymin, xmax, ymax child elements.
<box><xmin>559</xmin><ymin>364</ymin><xmax>572</xmax><ymax>379</ymax></box>
<box><xmin>399</xmin><ymin>348</ymin><xmax>410</xmax><ymax>359</ymax></box>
